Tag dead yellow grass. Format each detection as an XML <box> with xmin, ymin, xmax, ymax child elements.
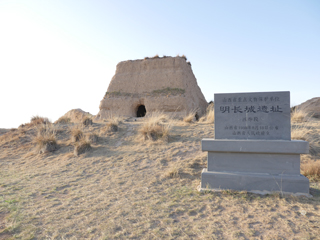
<box><xmin>183</xmin><ymin>111</ymin><xmax>196</xmax><ymax>123</ymax></box>
<box><xmin>82</xmin><ymin>116</ymin><xmax>93</xmax><ymax>126</ymax></box>
<box><xmin>165</xmin><ymin>167</ymin><xmax>179</xmax><ymax>178</ymax></box>
<box><xmin>0</xmin><ymin>116</ymin><xmax>319</xmax><ymax>239</ymax></box>
<box><xmin>70</xmin><ymin>126</ymin><xmax>83</xmax><ymax>142</ymax></box>
<box><xmin>138</xmin><ymin>112</ymin><xmax>173</xmax><ymax>141</ymax></box>
<box><xmin>30</xmin><ymin>115</ymin><xmax>51</xmax><ymax>125</ymax></box>
<box><xmin>54</xmin><ymin>116</ymin><xmax>71</xmax><ymax>124</ymax></box>
<box><xmin>105</xmin><ymin>118</ymin><xmax>120</xmax><ymax>132</ymax></box>
<box><xmin>139</xmin><ymin>121</ymin><xmax>170</xmax><ymax>142</ymax></box>
<box><xmin>200</xmin><ymin>106</ymin><xmax>215</xmax><ymax>123</ymax></box>
<box><xmin>301</xmin><ymin>160</ymin><xmax>320</xmax><ymax>181</ymax></box>
<box><xmin>74</xmin><ymin>138</ymin><xmax>91</xmax><ymax>156</ymax></box>
<box><xmin>292</xmin><ymin>122</ymin><xmax>320</xmax><ymax>155</ymax></box>
<box><xmin>34</xmin><ymin>124</ymin><xmax>57</xmax><ymax>154</ymax></box>
<box><xmin>291</xmin><ymin>109</ymin><xmax>307</xmax><ymax>123</ymax></box>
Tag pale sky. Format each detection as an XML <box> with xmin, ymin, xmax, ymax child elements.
<box><xmin>1</xmin><ymin>0</ymin><xmax>319</xmax><ymax>128</ymax></box>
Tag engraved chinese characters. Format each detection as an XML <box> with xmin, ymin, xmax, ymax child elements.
<box><xmin>214</xmin><ymin>92</ymin><xmax>291</xmax><ymax>140</ymax></box>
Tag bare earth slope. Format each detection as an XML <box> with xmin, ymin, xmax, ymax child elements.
<box><xmin>297</xmin><ymin>97</ymin><xmax>320</xmax><ymax>118</ymax></box>
<box><xmin>57</xmin><ymin>108</ymin><xmax>93</xmax><ymax>123</ymax></box>
<box><xmin>0</xmin><ymin>128</ymin><xmax>9</xmax><ymax>136</ymax></box>
<box><xmin>0</xmin><ymin>118</ymin><xmax>320</xmax><ymax>239</ymax></box>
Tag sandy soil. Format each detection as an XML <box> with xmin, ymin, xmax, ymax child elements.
<box><xmin>0</xmin><ymin>118</ymin><xmax>319</xmax><ymax>239</ymax></box>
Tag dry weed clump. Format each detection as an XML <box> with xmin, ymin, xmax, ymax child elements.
<box><xmin>291</xmin><ymin>109</ymin><xmax>307</xmax><ymax>123</ymax></box>
<box><xmin>200</xmin><ymin>106</ymin><xmax>215</xmax><ymax>123</ymax></box>
<box><xmin>183</xmin><ymin>110</ymin><xmax>198</xmax><ymax>123</ymax></box>
<box><xmin>54</xmin><ymin>116</ymin><xmax>71</xmax><ymax>124</ymax></box>
<box><xmin>30</xmin><ymin>115</ymin><xmax>51</xmax><ymax>126</ymax></box>
<box><xmin>139</xmin><ymin>112</ymin><xmax>172</xmax><ymax>141</ymax></box>
<box><xmin>105</xmin><ymin>117</ymin><xmax>122</xmax><ymax>132</ymax></box>
<box><xmin>105</xmin><ymin>122</ymin><xmax>118</xmax><ymax>132</ymax></box>
<box><xmin>301</xmin><ymin>160</ymin><xmax>320</xmax><ymax>181</ymax></box>
<box><xmin>82</xmin><ymin>117</ymin><xmax>93</xmax><ymax>126</ymax></box>
<box><xmin>165</xmin><ymin>167</ymin><xmax>179</xmax><ymax>178</ymax></box>
<box><xmin>71</xmin><ymin>127</ymin><xmax>83</xmax><ymax>142</ymax></box>
<box><xmin>34</xmin><ymin>125</ymin><xmax>57</xmax><ymax>154</ymax></box>
<box><xmin>291</xmin><ymin>123</ymin><xmax>320</xmax><ymax>155</ymax></box>
<box><xmin>74</xmin><ymin>139</ymin><xmax>91</xmax><ymax>156</ymax></box>
<box><xmin>85</xmin><ymin>133</ymin><xmax>98</xmax><ymax>144</ymax></box>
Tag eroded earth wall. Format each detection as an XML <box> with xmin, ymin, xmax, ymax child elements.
<box><xmin>96</xmin><ymin>56</ymin><xmax>207</xmax><ymax>119</ymax></box>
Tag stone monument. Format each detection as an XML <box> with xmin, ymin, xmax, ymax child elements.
<box><xmin>200</xmin><ymin>91</ymin><xmax>310</xmax><ymax>195</ymax></box>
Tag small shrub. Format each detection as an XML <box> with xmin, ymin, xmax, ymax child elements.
<box><xmin>74</xmin><ymin>139</ymin><xmax>91</xmax><ymax>156</ymax></box>
<box><xmin>301</xmin><ymin>160</ymin><xmax>320</xmax><ymax>181</ymax></box>
<box><xmin>152</xmin><ymin>54</ymin><xmax>159</xmax><ymax>58</ymax></box>
<box><xmin>181</xmin><ymin>54</ymin><xmax>187</xmax><ymax>61</ymax></box>
<box><xmin>34</xmin><ymin>125</ymin><xmax>57</xmax><ymax>154</ymax></box>
<box><xmin>71</xmin><ymin>127</ymin><xmax>83</xmax><ymax>142</ymax></box>
<box><xmin>55</xmin><ymin>116</ymin><xmax>71</xmax><ymax>124</ymax></box>
<box><xmin>82</xmin><ymin>117</ymin><xmax>93</xmax><ymax>126</ymax></box>
<box><xmin>291</xmin><ymin>109</ymin><xmax>307</xmax><ymax>123</ymax></box>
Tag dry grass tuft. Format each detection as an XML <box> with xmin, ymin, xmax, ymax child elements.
<box><xmin>105</xmin><ymin>122</ymin><xmax>118</xmax><ymax>132</ymax></box>
<box><xmin>74</xmin><ymin>139</ymin><xmax>91</xmax><ymax>156</ymax></box>
<box><xmin>152</xmin><ymin>54</ymin><xmax>159</xmax><ymax>58</ymax></box>
<box><xmin>165</xmin><ymin>167</ymin><xmax>179</xmax><ymax>178</ymax></box>
<box><xmin>106</xmin><ymin>117</ymin><xmax>122</xmax><ymax>131</ymax></box>
<box><xmin>291</xmin><ymin>123</ymin><xmax>320</xmax><ymax>155</ymax></box>
<box><xmin>55</xmin><ymin>116</ymin><xmax>71</xmax><ymax>124</ymax></box>
<box><xmin>85</xmin><ymin>133</ymin><xmax>98</xmax><ymax>144</ymax></box>
<box><xmin>71</xmin><ymin>126</ymin><xmax>83</xmax><ymax>142</ymax></box>
<box><xmin>30</xmin><ymin>115</ymin><xmax>51</xmax><ymax>126</ymax></box>
<box><xmin>82</xmin><ymin>117</ymin><xmax>93</xmax><ymax>126</ymax></box>
<box><xmin>200</xmin><ymin>106</ymin><xmax>215</xmax><ymax>123</ymax></box>
<box><xmin>34</xmin><ymin>124</ymin><xmax>57</xmax><ymax>154</ymax></box>
<box><xmin>291</xmin><ymin>126</ymin><xmax>311</xmax><ymax>141</ymax></box>
<box><xmin>291</xmin><ymin>109</ymin><xmax>307</xmax><ymax>123</ymax></box>
<box><xmin>301</xmin><ymin>160</ymin><xmax>320</xmax><ymax>181</ymax></box>
<box><xmin>183</xmin><ymin>111</ymin><xmax>197</xmax><ymax>123</ymax></box>
<box><xmin>138</xmin><ymin>112</ymin><xmax>172</xmax><ymax>141</ymax></box>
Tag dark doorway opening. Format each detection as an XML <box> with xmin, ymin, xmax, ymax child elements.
<box><xmin>137</xmin><ymin>105</ymin><xmax>146</xmax><ymax>117</ymax></box>
<box><xmin>195</xmin><ymin>113</ymin><xmax>199</xmax><ymax>121</ymax></box>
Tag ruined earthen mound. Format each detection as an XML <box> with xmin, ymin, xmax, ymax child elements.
<box><xmin>57</xmin><ymin>109</ymin><xmax>93</xmax><ymax>123</ymax></box>
<box><xmin>296</xmin><ymin>97</ymin><xmax>320</xmax><ymax>118</ymax></box>
<box><xmin>96</xmin><ymin>56</ymin><xmax>208</xmax><ymax>119</ymax></box>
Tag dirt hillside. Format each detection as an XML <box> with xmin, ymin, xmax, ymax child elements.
<box><xmin>0</xmin><ymin>114</ymin><xmax>319</xmax><ymax>239</ymax></box>
<box><xmin>56</xmin><ymin>108</ymin><xmax>93</xmax><ymax>123</ymax></box>
<box><xmin>296</xmin><ymin>97</ymin><xmax>320</xmax><ymax>118</ymax></box>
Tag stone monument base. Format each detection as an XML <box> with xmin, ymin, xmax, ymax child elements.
<box><xmin>200</xmin><ymin>139</ymin><xmax>310</xmax><ymax>195</ymax></box>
